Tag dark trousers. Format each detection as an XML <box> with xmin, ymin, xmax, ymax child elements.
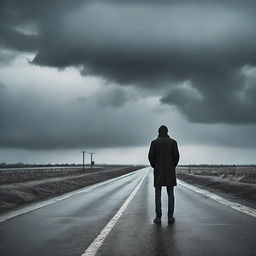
<box><xmin>155</xmin><ymin>186</ymin><xmax>174</xmax><ymax>218</ymax></box>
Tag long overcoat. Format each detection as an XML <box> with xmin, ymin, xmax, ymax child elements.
<box><xmin>148</xmin><ymin>135</ymin><xmax>179</xmax><ymax>187</ymax></box>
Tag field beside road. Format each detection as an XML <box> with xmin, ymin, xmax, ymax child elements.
<box><xmin>177</xmin><ymin>166</ymin><xmax>256</xmax><ymax>208</ymax></box>
<box><xmin>0</xmin><ymin>165</ymin><xmax>145</xmax><ymax>214</ymax></box>
<box><xmin>177</xmin><ymin>166</ymin><xmax>256</xmax><ymax>184</ymax></box>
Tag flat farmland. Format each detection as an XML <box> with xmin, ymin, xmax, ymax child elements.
<box><xmin>177</xmin><ymin>166</ymin><xmax>256</xmax><ymax>207</ymax></box>
<box><xmin>177</xmin><ymin>166</ymin><xmax>256</xmax><ymax>184</ymax></box>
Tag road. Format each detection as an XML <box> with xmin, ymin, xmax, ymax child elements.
<box><xmin>0</xmin><ymin>167</ymin><xmax>255</xmax><ymax>256</ymax></box>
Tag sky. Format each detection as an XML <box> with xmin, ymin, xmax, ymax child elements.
<box><xmin>0</xmin><ymin>0</ymin><xmax>256</xmax><ymax>165</ymax></box>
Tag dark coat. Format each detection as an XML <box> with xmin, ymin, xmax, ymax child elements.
<box><xmin>148</xmin><ymin>135</ymin><xmax>179</xmax><ymax>187</ymax></box>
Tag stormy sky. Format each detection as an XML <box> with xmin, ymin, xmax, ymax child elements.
<box><xmin>0</xmin><ymin>0</ymin><xmax>256</xmax><ymax>164</ymax></box>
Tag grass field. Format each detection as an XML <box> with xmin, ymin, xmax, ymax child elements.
<box><xmin>177</xmin><ymin>166</ymin><xmax>256</xmax><ymax>208</ymax></box>
<box><xmin>0</xmin><ymin>165</ymin><xmax>145</xmax><ymax>214</ymax></box>
<box><xmin>177</xmin><ymin>166</ymin><xmax>256</xmax><ymax>184</ymax></box>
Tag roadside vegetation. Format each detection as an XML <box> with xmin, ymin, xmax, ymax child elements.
<box><xmin>0</xmin><ymin>165</ymin><xmax>145</xmax><ymax>214</ymax></box>
<box><xmin>177</xmin><ymin>166</ymin><xmax>256</xmax><ymax>208</ymax></box>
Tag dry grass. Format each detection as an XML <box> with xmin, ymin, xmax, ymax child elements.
<box><xmin>0</xmin><ymin>166</ymin><xmax>144</xmax><ymax>214</ymax></box>
<box><xmin>177</xmin><ymin>166</ymin><xmax>256</xmax><ymax>184</ymax></box>
<box><xmin>177</xmin><ymin>172</ymin><xmax>256</xmax><ymax>208</ymax></box>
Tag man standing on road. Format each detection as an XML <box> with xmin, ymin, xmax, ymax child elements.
<box><xmin>148</xmin><ymin>125</ymin><xmax>179</xmax><ymax>224</ymax></box>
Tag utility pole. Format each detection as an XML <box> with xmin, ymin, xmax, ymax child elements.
<box><xmin>81</xmin><ymin>151</ymin><xmax>86</xmax><ymax>170</ymax></box>
<box><xmin>88</xmin><ymin>152</ymin><xmax>95</xmax><ymax>170</ymax></box>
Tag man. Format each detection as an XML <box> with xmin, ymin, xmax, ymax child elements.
<box><xmin>148</xmin><ymin>125</ymin><xmax>179</xmax><ymax>224</ymax></box>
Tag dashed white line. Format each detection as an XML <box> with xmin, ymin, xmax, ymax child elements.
<box><xmin>0</xmin><ymin>168</ymin><xmax>147</xmax><ymax>223</ymax></box>
<box><xmin>82</xmin><ymin>168</ymin><xmax>149</xmax><ymax>256</ymax></box>
<box><xmin>177</xmin><ymin>179</ymin><xmax>256</xmax><ymax>218</ymax></box>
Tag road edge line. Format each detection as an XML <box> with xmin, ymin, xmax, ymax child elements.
<box><xmin>177</xmin><ymin>179</ymin><xmax>256</xmax><ymax>218</ymax></box>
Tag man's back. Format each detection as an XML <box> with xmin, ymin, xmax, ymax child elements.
<box><xmin>148</xmin><ymin>132</ymin><xmax>179</xmax><ymax>187</ymax></box>
<box><xmin>148</xmin><ymin>125</ymin><xmax>180</xmax><ymax>223</ymax></box>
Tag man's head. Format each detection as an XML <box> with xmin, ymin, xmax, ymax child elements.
<box><xmin>158</xmin><ymin>125</ymin><xmax>168</xmax><ymax>136</ymax></box>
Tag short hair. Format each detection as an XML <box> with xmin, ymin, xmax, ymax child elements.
<box><xmin>158</xmin><ymin>125</ymin><xmax>168</xmax><ymax>135</ymax></box>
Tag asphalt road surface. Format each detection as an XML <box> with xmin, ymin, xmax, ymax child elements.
<box><xmin>0</xmin><ymin>167</ymin><xmax>255</xmax><ymax>256</ymax></box>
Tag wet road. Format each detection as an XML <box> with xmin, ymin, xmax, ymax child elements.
<box><xmin>0</xmin><ymin>167</ymin><xmax>255</xmax><ymax>256</ymax></box>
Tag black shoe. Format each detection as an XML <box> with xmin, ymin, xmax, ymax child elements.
<box><xmin>168</xmin><ymin>217</ymin><xmax>175</xmax><ymax>224</ymax></box>
<box><xmin>153</xmin><ymin>217</ymin><xmax>161</xmax><ymax>223</ymax></box>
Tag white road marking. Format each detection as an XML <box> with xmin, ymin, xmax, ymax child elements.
<box><xmin>198</xmin><ymin>223</ymin><xmax>232</xmax><ymax>226</ymax></box>
<box><xmin>0</xmin><ymin>168</ymin><xmax>147</xmax><ymax>223</ymax></box>
<box><xmin>178</xmin><ymin>179</ymin><xmax>256</xmax><ymax>218</ymax></box>
<box><xmin>82</xmin><ymin>168</ymin><xmax>149</xmax><ymax>256</ymax></box>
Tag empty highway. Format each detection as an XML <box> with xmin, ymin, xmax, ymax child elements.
<box><xmin>0</xmin><ymin>167</ymin><xmax>255</xmax><ymax>256</ymax></box>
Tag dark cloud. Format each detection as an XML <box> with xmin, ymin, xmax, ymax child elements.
<box><xmin>0</xmin><ymin>82</ymin><xmax>6</xmax><ymax>89</ymax></box>
<box><xmin>161</xmin><ymin>67</ymin><xmax>256</xmax><ymax>124</ymax></box>
<box><xmin>0</xmin><ymin>26</ymin><xmax>38</xmax><ymax>52</ymax></box>
<box><xmin>0</xmin><ymin>84</ymin><xmax>153</xmax><ymax>149</ymax></box>
<box><xmin>1</xmin><ymin>82</ymin><xmax>256</xmax><ymax>150</ymax></box>
<box><xmin>1</xmin><ymin>0</ymin><xmax>256</xmax><ymax>124</ymax></box>
<box><xmin>96</xmin><ymin>87</ymin><xmax>135</xmax><ymax>108</ymax></box>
